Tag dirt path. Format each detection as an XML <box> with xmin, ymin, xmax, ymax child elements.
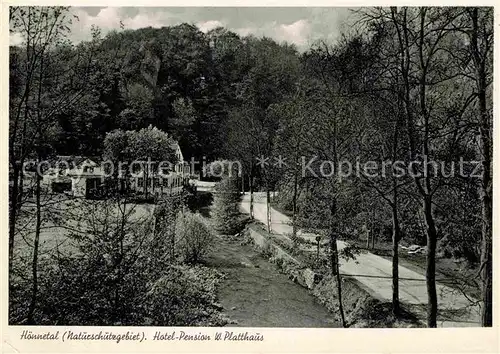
<box><xmin>205</xmin><ymin>235</ymin><xmax>338</xmax><ymax>328</ymax></box>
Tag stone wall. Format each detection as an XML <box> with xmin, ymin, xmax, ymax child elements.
<box><xmin>245</xmin><ymin>226</ymin><xmax>322</xmax><ymax>290</ymax></box>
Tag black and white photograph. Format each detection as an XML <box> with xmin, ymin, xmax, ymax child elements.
<box><xmin>7</xmin><ymin>5</ymin><xmax>494</xmax><ymax>333</ymax></box>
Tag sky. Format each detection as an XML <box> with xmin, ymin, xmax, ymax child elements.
<box><xmin>11</xmin><ymin>7</ymin><xmax>356</xmax><ymax>51</ymax></box>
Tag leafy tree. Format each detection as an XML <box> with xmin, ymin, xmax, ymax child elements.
<box><xmin>127</xmin><ymin>125</ymin><xmax>177</xmax><ymax>198</ymax></box>
<box><xmin>270</xmin><ymin>82</ymin><xmax>324</xmax><ymax>240</ymax></box>
<box><xmin>211</xmin><ymin>165</ymin><xmax>241</xmax><ymax>235</ymax></box>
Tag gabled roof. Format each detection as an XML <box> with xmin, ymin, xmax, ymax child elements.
<box><xmin>55</xmin><ymin>156</ymin><xmax>99</xmax><ymax>168</ymax></box>
<box><xmin>170</xmin><ymin>141</ymin><xmax>184</xmax><ymax>162</ymax></box>
<box><xmin>56</xmin><ymin>155</ymin><xmax>84</xmax><ymax>167</ymax></box>
<box><xmin>170</xmin><ymin>141</ymin><xmax>180</xmax><ymax>151</ymax></box>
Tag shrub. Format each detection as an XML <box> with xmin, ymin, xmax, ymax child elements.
<box><xmin>143</xmin><ymin>265</ymin><xmax>228</xmax><ymax>326</ymax></box>
<box><xmin>9</xmin><ymin>198</ymin><xmax>226</xmax><ymax>326</ymax></box>
<box><xmin>154</xmin><ymin>196</ymin><xmax>184</xmax><ymax>261</ymax></box>
<box><xmin>29</xmin><ymin>255</ymin><xmax>228</xmax><ymax>326</ymax></box>
<box><xmin>176</xmin><ymin>211</ymin><xmax>215</xmax><ymax>263</ymax></box>
<box><xmin>185</xmin><ymin>191</ymin><xmax>213</xmax><ymax>216</ymax></box>
<box><xmin>212</xmin><ymin>176</ymin><xmax>241</xmax><ymax>234</ymax></box>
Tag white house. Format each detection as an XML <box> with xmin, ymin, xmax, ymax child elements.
<box><xmin>52</xmin><ymin>156</ymin><xmax>104</xmax><ymax>198</ymax></box>
<box><xmin>68</xmin><ymin>158</ymin><xmax>104</xmax><ymax>198</ymax></box>
<box><xmin>49</xmin><ymin>141</ymin><xmax>190</xmax><ymax>199</ymax></box>
<box><xmin>129</xmin><ymin>141</ymin><xmax>191</xmax><ymax>197</ymax></box>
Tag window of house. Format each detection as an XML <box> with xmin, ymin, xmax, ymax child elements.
<box><xmin>138</xmin><ymin>178</ymin><xmax>143</xmax><ymax>187</ymax></box>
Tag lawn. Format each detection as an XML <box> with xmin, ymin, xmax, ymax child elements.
<box><xmin>12</xmin><ymin>194</ymin><xmax>156</xmax><ymax>265</ymax></box>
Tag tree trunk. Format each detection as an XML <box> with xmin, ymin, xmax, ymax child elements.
<box><xmin>478</xmin><ymin>64</ymin><xmax>492</xmax><ymax>327</ymax></box>
<box><xmin>241</xmin><ymin>172</ymin><xmax>245</xmax><ymax>194</ymax></box>
<box><xmin>480</xmin><ymin>180</ymin><xmax>492</xmax><ymax>327</ymax></box>
<box><xmin>19</xmin><ymin>165</ymin><xmax>25</xmax><ymax>204</ymax></box>
<box><xmin>153</xmin><ymin>177</ymin><xmax>156</xmax><ymax>197</ymax></box>
<box><xmin>9</xmin><ymin>165</ymin><xmax>20</xmax><ymax>269</ymax></box>
<box><xmin>330</xmin><ymin>232</ymin><xmax>346</xmax><ymax>327</ymax></box>
<box><xmin>27</xmin><ymin>168</ymin><xmax>42</xmax><ymax>324</ymax></box>
<box><xmin>144</xmin><ymin>165</ymin><xmax>149</xmax><ymax>198</ymax></box>
<box><xmin>249</xmin><ymin>177</ymin><xmax>254</xmax><ymax>219</ymax></box>
<box><xmin>113</xmin><ymin>198</ymin><xmax>128</xmax><ymax>322</ymax></box>
<box><xmin>469</xmin><ymin>7</ymin><xmax>493</xmax><ymax>326</ymax></box>
<box><xmin>266</xmin><ymin>186</ymin><xmax>271</xmax><ymax>233</ymax></box>
<box><xmin>418</xmin><ymin>8</ymin><xmax>438</xmax><ymax>328</ymax></box>
<box><xmin>391</xmin><ymin>201</ymin><xmax>400</xmax><ymax>317</ymax></box>
<box><xmin>292</xmin><ymin>169</ymin><xmax>298</xmax><ymax>239</ymax></box>
<box><xmin>423</xmin><ymin>196</ymin><xmax>438</xmax><ymax>327</ymax></box>
<box><xmin>249</xmin><ymin>165</ymin><xmax>254</xmax><ymax>219</ymax></box>
<box><xmin>329</xmin><ymin>198</ymin><xmax>346</xmax><ymax>327</ymax></box>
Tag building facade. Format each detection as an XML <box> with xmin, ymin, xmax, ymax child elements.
<box><xmin>128</xmin><ymin>142</ymin><xmax>191</xmax><ymax>197</ymax></box>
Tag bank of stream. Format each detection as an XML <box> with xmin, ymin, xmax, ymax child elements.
<box><xmin>204</xmin><ymin>235</ymin><xmax>339</xmax><ymax>328</ymax></box>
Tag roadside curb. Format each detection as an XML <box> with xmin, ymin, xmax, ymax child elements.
<box><xmin>242</xmin><ymin>222</ymin><xmax>424</xmax><ymax>328</ymax></box>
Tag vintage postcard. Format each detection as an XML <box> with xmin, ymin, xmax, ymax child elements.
<box><xmin>2</xmin><ymin>1</ymin><xmax>499</xmax><ymax>353</ymax></box>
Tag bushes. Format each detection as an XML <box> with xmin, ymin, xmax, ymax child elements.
<box><xmin>212</xmin><ymin>176</ymin><xmax>241</xmax><ymax>234</ymax></box>
<box><xmin>19</xmin><ymin>254</ymin><xmax>227</xmax><ymax>326</ymax></box>
<box><xmin>156</xmin><ymin>196</ymin><xmax>216</xmax><ymax>264</ymax></box>
<box><xmin>143</xmin><ymin>265</ymin><xmax>228</xmax><ymax>326</ymax></box>
<box><xmin>185</xmin><ymin>191</ymin><xmax>213</xmax><ymax>217</ymax></box>
<box><xmin>175</xmin><ymin>211</ymin><xmax>215</xmax><ymax>263</ymax></box>
<box><xmin>154</xmin><ymin>196</ymin><xmax>184</xmax><ymax>261</ymax></box>
<box><xmin>9</xmin><ymin>198</ymin><xmax>225</xmax><ymax>326</ymax></box>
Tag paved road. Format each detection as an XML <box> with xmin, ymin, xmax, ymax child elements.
<box><xmin>240</xmin><ymin>192</ymin><xmax>481</xmax><ymax>327</ymax></box>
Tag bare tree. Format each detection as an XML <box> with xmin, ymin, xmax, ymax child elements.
<box><xmin>465</xmin><ymin>7</ymin><xmax>493</xmax><ymax>327</ymax></box>
<box><xmin>10</xmin><ymin>6</ymin><xmax>99</xmax><ymax>323</ymax></box>
<box><xmin>387</xmin><ymin>6</ymin><xmax>480</xmax><ymax>327</ymax></box>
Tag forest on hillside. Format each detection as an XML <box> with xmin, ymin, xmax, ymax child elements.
<box><xmin>9</xmin><ymin>7</ymin><xmax>492</xmax><ymax>328</ymax></box>
<box><xmin>10</xmin><ymin>12</ymin><xmax>302</xmax><ymax>161</ymax></box>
